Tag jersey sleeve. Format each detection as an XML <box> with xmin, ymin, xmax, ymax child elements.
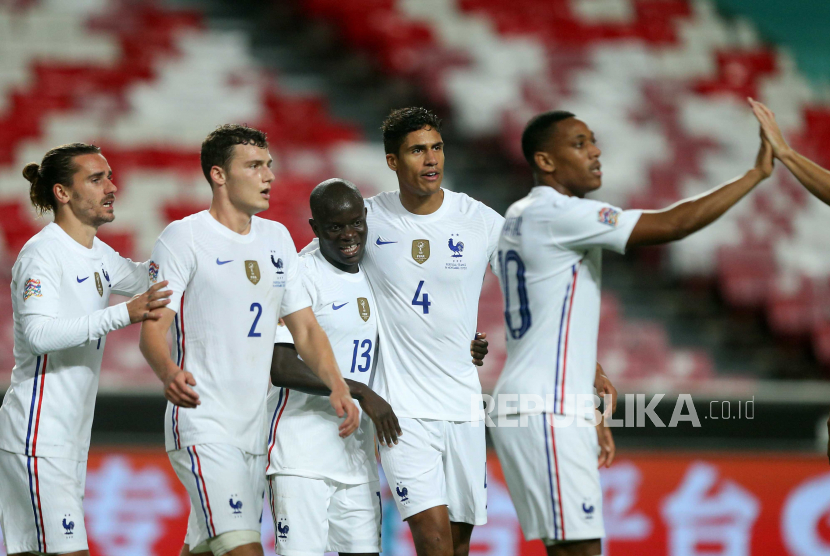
<box><xmin>480</xmin><ymin>203</ymin><xmax>505</xmax><ymax>274</ymax></box>
<box><xmin>274</xmin><ymin>321</ymin><xmax>295</xmax><ymax>345</ymax></box>
<box><xmin>546</xmin><ymin>199</ymin><xmax>642</xmax><ymax>254</ymax></box>
<box><xmin>14</xmin><ymin>254</ymin><xmax>131</xmax><ymax>354</ymax></box>
<box><xmin>149</xmin><ymin>224</ymin><xmax>197</xmax><ymax>314</ymax></box>
<box><xmin>278</xmin><ymin>236</ymin><xmax>312</xmax><ymax>317</ymax></box>
<box><xmin>107</xmin><ymin>250</ymin><xmax>150</xmax><ymax>297</ymax></box>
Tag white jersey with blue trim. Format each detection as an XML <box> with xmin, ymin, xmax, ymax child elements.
<box><xmin>0</xmin><ymin>223</ymin><xmax>149</xmax><ymax>460</ymax></box>
<box><xmin>266</xmin><ymin>248</ymin><xmax>378</xmax><ymax>485</ymax></box>
<box><xmin>150</xmin><ymin>211</ymin><xmax>310</xmax><ymax>455</ymax></box>
<box><xmin>493</xmin><ymin>186</ymin><xmax>642</xmax><ymax>420</ymax></box>
<box><xmin>362</xmin><ymin>189</ymin><xmax>503</xmax><ymax>421</ymax></box>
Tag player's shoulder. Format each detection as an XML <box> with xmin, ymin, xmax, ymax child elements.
<box><xmin>364</xmin><ymin>191</ymin><xmax>396</xmax><ymax>213</ymax></box>
<box><xmin>157</xmin><ymin>211</ymin><xmax>203</xmax><ymax>242</ymax></box>
<box><xmin>252</xmin><ymin>216</ymin><xmax>295</xmax><ymax>244</ymax></box>
<box><xmin>16</xmin><ymin>224</ymin><xmax>64</xmax><ymax>263</ymax></box>
<box><xmin>444</xmin><ymin>190</ymin><xmax>503</xmax><ymax>223</ymax></box>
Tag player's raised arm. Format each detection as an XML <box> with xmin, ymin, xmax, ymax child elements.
<box><xmin>282</xmin><ymin>307</ymin><xmax>360</xmax><ymax>437</ymax></box>
<box><xmin>627</xmin><ymin>135</ymin><xmax>773</xmax><ymax>248</ymax></box>
<box><xmin>140</xmin><ymin>307</ymin><xmax>200</xmax><ymax>408</ymax></box>
<box><xmin>749</xmin><ymin>97</ymin><xmax>830</xmax><ymax>206</ymax></box>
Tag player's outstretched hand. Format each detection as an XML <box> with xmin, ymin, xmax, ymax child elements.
<box><xmin>748</xmin><ymin>98</ymin><xmax>792</xmax><ymax>160</ymax></box>
<box><xmin>754</xmin><ymin>132</ymin><xmax>775</xmax><ymax>180</ymax></box>
<box><xmin>359</xmin><ymin>388</ymin><xmax>402</xmax><ymax>447</ymax></box>
<box><xmin>330</xmin><ymin>383</ymin><xmax>360</xmax><ymax>437</ymax></box>
<box><xmin>597</xmin><ymin>419</ymin><xmax>616</xmax><ymax>468</ymax></box>
<box><xmin>128</xmin><ymin>281</ymin><xmax>172</xmax><ymax>323</ymax></box>
<box><xmin>471</xmin><ymin>332</ymin><xmax>489</xmax><ymax>367</ymax></box>
<box><xmin>594</xmin><ymin>363</ymin><xmax>617</xmax><ymax>415</ymax></box>
<box><xmin>164</xmin><ymin>369</ymin><xmax>200</xmax><ymax>408</ymax></box>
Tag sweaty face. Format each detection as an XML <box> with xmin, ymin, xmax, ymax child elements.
<box><xmin>67</xmin><ymin>153</ymin><xmax>117</xmax><ymax>227</ymax></box>
<box><xmin>314</xmin><ymin>202</ymin><xmax>368</xmax><ymax>271</ymax></box>
<box><xmin>545</xmin><ymin>118</ymin><xmax>602</xmax><ymax>197</ymax></box>
<box><xmin>387</xmin><ymin>126</ymin><xmax>444</xmax><ymax>197</ymax></box>
<box><xmin>222</xmin><ymin>144</ymin><xmax>275</xmax><ymax>215</ymax></box>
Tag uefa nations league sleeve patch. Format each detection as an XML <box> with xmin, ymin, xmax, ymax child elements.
<box><xmin>23</xmin><ymin>278</ymin><xmax>42</xmax><ymax>301</ymax></box>
<box><xmin>148</xmin><ymin>261</ymin><xmax>159</xmax><ymax>283</ymax></box>
<box><xmin>598</xmin><ymin>207</ymin><xmax>620</xmax><ymax>227</ymax></box>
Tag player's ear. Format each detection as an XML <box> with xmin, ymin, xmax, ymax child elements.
<box><xmin>209</xmin><ymin>165</ymin><xmax>227</xmax><ymax>187</ymax></box>
<box><xmin>385</xmin><ymin>153</ymin><xmax>398</xmax><ymax>172</ymax></box>
<box><xmin>534</xmin><ymin>152</ymin><xmax>556</xmax><ymax>173</ymax></box>
<box><xmin>52</xmin><ymin>183</ymin><xmax>71</xmax><ymax>206</ymax></box>
<box><xmin>308</xmin><ymin>218</ymin><xmax>320</xmax><ymax>238</ymax></box>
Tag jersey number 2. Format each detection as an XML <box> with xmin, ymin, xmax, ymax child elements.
<box><xmin>248</xmin><ymin>302</ymin><xmax>263</xmax><ymax>337</ymax></box>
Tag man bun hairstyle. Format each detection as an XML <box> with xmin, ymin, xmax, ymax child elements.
<box><xmin>521</xmin><ymin>110</ymin><xmax>576</xmax><ymax>170</ymax></box>
<box><xmin>201</xmin><ymin>124</ymin><xmax>268</xmax><ymax>187</ymax></box>
<box><xmin>381</xmin><ymin>107</ymin><xmax>442</xmax><ymax>155</ymax></box>
<box><xmin>24</xmin><ymin>143</ymin><xmax>101</xmax><ymax>215</ymax></box>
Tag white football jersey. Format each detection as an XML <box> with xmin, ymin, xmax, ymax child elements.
<box><xmin>0</xmin><ymin>223</ymin><xmax>149</xmax><ymax>460</ymax></box>
<box><xmin>267</xmin><ymin>248</ymin><xmax>378</xmax><ymax>485</ymax></box>
<box><xmin>363</xmin><ymin>190</ymin><xmax>503</xmax><ymax>421</ymax></box>
<box><xmin>493</xmin><ymin>186</ymin><xmax>641</xmax><ymax>420</ymax></box>
<box><xmin>151</xmin><ymin>211</ymin><xmax>310</xmax><ymax>455</ymax></box>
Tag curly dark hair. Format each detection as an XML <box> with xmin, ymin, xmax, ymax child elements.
<box><xmin>521</xmin><ymin>111</ymin><xmax>576</xmax><ymax>170</ymax></box>
<box><xmin>200</xmin><ymin>124</ymin><xmax>268</xmax><ymax>187</ymax></box>
<box><xmin>23</xmin><ymin>143</ymin><xmax>102</xmax><ymax>215</ymax></box>
<box><xmin>381</xmin><ymin>107</ymin><xmax>442</xmax><ymax>155</ymax></box>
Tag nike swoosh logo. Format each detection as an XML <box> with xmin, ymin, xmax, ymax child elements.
<box><xmin>77</xmin><ymin>276</ymin><xmax>89</xmax><ymax>283</ymax></box>
<box><xmin>332</xmin><ymin>302</ymin><xmax>348</xmax><ymax>310</ymax></box>
<box><xmin>216</xmin><ymin>258</ymin><xmax>233</xmax><ymax>265</ymax></box>
<box><xmin>375</xmin><ymin>238</ymin><xmax>397</xmax><ymax>246</ymax></box>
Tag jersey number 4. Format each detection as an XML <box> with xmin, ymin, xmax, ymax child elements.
<box><xmin>412</xmin><ymin>280</ymin><xmax>432</xmax><ymax>314</ymax></box>
<box><xmin>499</xmin><ymin>250</ymin><xmax>531</xmax><ymax>338</ymax></box>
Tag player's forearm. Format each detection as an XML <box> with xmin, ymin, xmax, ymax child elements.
<box><xmin>22</xmin><ymin>304</ymin><xmax>131</xmax><ymax>355</ymax></box>
<box><xmin>779</xmin><ymin>149</ymin><xmax>830</xmax><ymax>206</ymax></box>
<box><xmin>271</xmin><ymin>345</ymin><xmax>368</xmax><ymax>400</ymax></box>
<box><xmin>139</xmin><ymin>320</ymin><xmax>179</xmax><ymax>384</ymax></box>
<box><xmin>634</xmin><ymin>169</ymin><xmax>765</xmax><ymax>246</ymax></box>
<box><xmin>292</xmin><ymin>325</ymin><xmax>348</xmax><ymax>392</ymax></box>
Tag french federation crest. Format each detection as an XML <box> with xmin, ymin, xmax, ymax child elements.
<box><xmin>94</xmin><ymin>272</ymin><xmax>103</xmax><ymax>297</ymax></box>
<box><xmin>357</xmin><ymin>297</ymin><xmax>370</xmax><ymax>322</ymax></box>
<box><xmin>271</xmin><ymin>254</ymin><xmax>284</xmax><ymax>274</ymax></box>
<box><xmin>411</xmin><ymin>239</ymin><xmax>430</xmax><ymax>264</ymax></box>
<box><xmin>245</xmin><ymin>260</ymin><xmax>261</xmax><ymax>285</ymax></box>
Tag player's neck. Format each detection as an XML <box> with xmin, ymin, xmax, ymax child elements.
<box><xmin>399</xmin><ymin>187</ymin><xmax>444</xmax><ymax>215</ymax></box>
<box><xmin>54</xmin><ymin>210</ymin><xmax>97</xmax><ymax>249</ymax></box>
<box><xmin>320</xmin><ymin>249</ymin><xmax>359</xmax><ymax>274</ymax></box>
<box><xmin>536</xmin><ymin>176</ymin><xmax>579</xmax><ymax>198</ymax></box>
<box><xmin>208</xmin><ymin>201</ymin><xmax>253</xmax><ymax>235</ymax></box>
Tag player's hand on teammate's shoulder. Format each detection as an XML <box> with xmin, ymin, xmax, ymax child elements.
<box><xmin>330</xmin><ymin>381</ymin><xmax>360</xmax><ymax>437</ymax></box>
<box><xmin>596</xmin><ymin>418</ymin><xmax>616</xmax><ymax>468</ymax></box>
<box><xmin>127</xmin><ymin>280</ymin><xmax>172</xmax><ymax>324</ymax></box>
<box><xmin>355</xmin><ymin>385</ymin><xmax>401</xmax><ymax>447</ymax></box>
<box><xmin>164</xmin><ymin>369</ymin><xmax>200</xmax><ymax>408</ymax></box>
<box><xmin>471</xmin><ymin>332</ymin><xmax>489</xmax><ymax>367</ymax></box>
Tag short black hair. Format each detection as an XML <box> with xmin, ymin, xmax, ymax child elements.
<box><xmin>521</xmin><ymin>111</ymin><xmax>576</xmax><ymax>170</ymax></box>
<box><xmin>381</xmin><ymin>107</ymin><xmax>442</xmax><ymax>155</ymax></box>
<box><xmin>309</xmin><ymin>178</ymin><xmax>363</xmax><ymax>222</ymax></box>
<box><xmin>201</xmin><ymin>124</ymin><xmax>268</xmax><ymax>187</ymax></box>
<box><xmin>24</xmin><ymin>143</ymin><xmax>102</xmax><ymax>215</ymax></box>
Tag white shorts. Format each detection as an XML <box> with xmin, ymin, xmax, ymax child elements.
<box><xmin>169</xmin><ymin>443</ymin><xmax>267</xmax><ymax>549</ymax></box>
<box><xmin>0</xmin><ymin>449</ymin><xmax>88</xmax><ymax>554</ymax></box>
<box><xmin>489</xmin><ymin>412</ymin><xmax>605</xmax><ymax>543</ymax></box>
<box><xmin>267</xmin><ymin>474</ymin><xmax>382</xmax><ymax>556</ymax></box>
<box><xmin>379</xmin><ymin>418</ymin><xmax>487</xmax><ymax>525</ymax></box>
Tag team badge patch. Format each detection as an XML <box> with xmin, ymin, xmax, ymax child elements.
<box><xmin>23</xmin><ymin>278</ymin><xmax>42</xmax><ymax>301</ymax></box>
<box><xmin>412</xmin><ymin>239</ymin><xmax>430</xmax><ymax>264</ymax></box>
<box><xmin>448</xmin><ymin>235</ymin><xmax>464</xmax><ymax>258</ymax></box>
<box><xmin>357</xmin><ymin>297</ymin><xmax>370</xmax><ymax>322</ymax></box>
<box><xmin>245</xmin><ymin>260</ymin><xmax>261</xmax><ymax>285</ymax></box>
<box><xmin>148</xmin><ymin>261</ymin><xmax>159</xmax><ymax>283</ymax></box>
<box><xmin>598</xmin><ymin>207</ymin><xmax>620</xmax><ymax>227</ymax></box>
<box><xmin>271</xmin><ymin>253</ymin><xmax>284</xmax><ymax>274</ymax></box>
<box><xmin>94</xmin><ymin>272</ymin><xmax>103</xmax><ymax>296</ymax></box>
